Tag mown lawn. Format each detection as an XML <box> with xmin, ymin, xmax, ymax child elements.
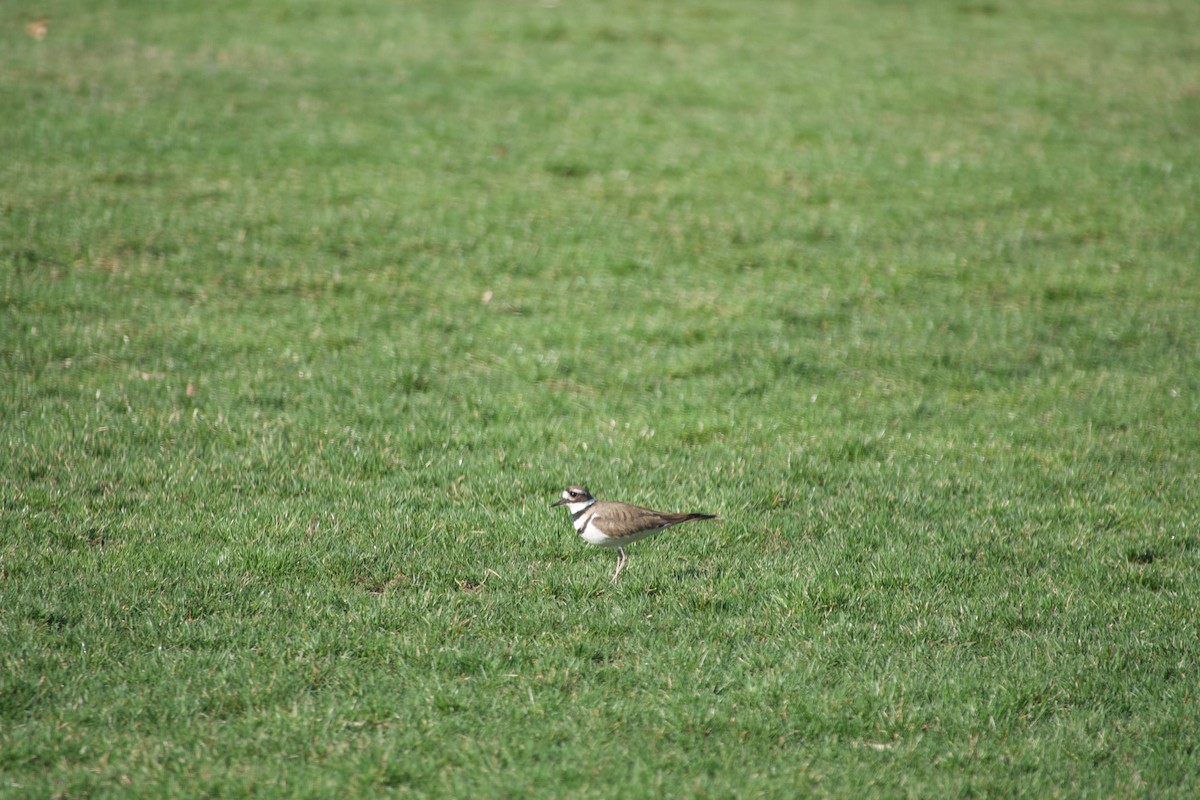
<box><xmin>3</xmin><ymin>0</ymin><xmax>1198</xmax><ymax>796</ymax></box>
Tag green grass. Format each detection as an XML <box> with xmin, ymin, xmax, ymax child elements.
<box><xmin>3</xmin><ymin>0</ymin><xmax>1199</xmax><ymax>796</ymax></box>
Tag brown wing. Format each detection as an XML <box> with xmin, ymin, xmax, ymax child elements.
<box><xmin>590</xmin><ymin>501</ymin><xmax>716</xmax><ymax>540</ymax></box>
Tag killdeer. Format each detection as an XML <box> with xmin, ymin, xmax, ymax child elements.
<box><xmin>552</xmin><ymin>486</ymin><xmax>716</xmax><ymax>582</ymax></box>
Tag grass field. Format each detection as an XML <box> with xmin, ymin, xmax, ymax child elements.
<box><xmin>3</xmin><ymin>0</ymin><xmax>1199</xmax><ymax>796</ymax></box>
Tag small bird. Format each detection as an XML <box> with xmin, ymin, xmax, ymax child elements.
<box><xmin>552</xmin><ymin>486</ymin><xmax>716</xmax><ymax>582</ymax></box>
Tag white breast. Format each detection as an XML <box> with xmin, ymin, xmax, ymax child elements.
<box><xmin>579</xmin><ymin>514</ymin><xmax>620</xmax><ymax>547</ymax></box>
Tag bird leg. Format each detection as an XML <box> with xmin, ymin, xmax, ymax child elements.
<box><xmin>610</xmin><ymin>546</ymin><xmax>628</xmax><ymax>583</ymax></box>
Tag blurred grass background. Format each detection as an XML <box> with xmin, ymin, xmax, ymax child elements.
<box><xmin>3</xmin><ymin>0</ymin><xmax>1199</xmax><ymax>796</ymax></box>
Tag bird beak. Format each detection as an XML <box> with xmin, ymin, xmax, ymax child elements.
<box><xmin>551</xmin><ymin>498</ymin><xmax>567</xmax><ymax>507</ymax></box>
